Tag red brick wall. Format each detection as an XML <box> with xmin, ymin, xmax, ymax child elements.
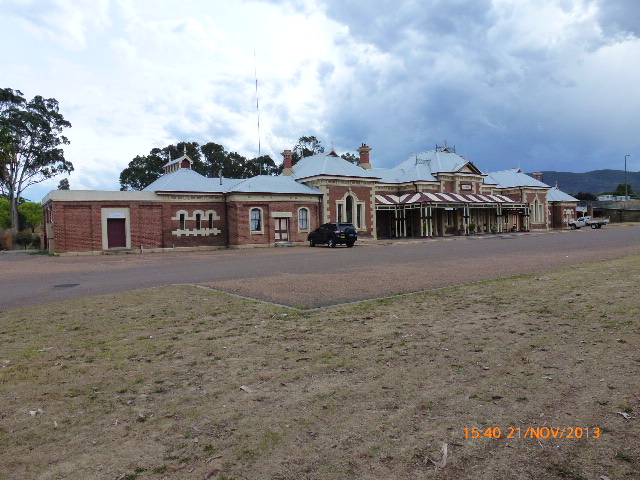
<box><xmin>132</xmin><ymin>205</ymin><xmax>164</xmax><ymax>249</ymax></box>
<box><xmin>521</xmin><ymin>191</ymin><xmax>548</xmax><ymax>230</ymax></box>
<box><xmin>47</xmin><ymin>200</ymin><xmax>228</xmax><ymax>253</ymax></box>
<box><xmin>161</xmin><ymin>202</ymin><xmax>227</xmax><ymax>248</ymax></box>
<box><xmin>550</xmin><ymin>204</ymin><xmax>576</xmax><ymax>229</ymax></box>
<box><xmin>58</xmin><ymin>205</ymin><xmax>94</xmax><ymax>252</ymax></box>
<box><xmin>227</xmin><ymin>200</ymin><xmax>320</xmax><ymax>245</ymax></box>
<box><xmin>323</xmin><ymin>184</ymin><xmax>375</xmax><ymax>237</ymax></box>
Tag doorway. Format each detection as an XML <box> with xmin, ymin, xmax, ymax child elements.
<box><xmin>274</xmin><ymin>218</ymin><xmax>289</xmax><ymax>242</ymax></box>
<box><xmin>107</xmin><ymin>218</ymin><xmax>126</xmax><ymax>248</ymax></box>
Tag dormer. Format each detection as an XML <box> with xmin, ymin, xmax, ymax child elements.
<box><xmin>163</xmin><ymin>154</ymin><xmax>193</xmax><ymax>174</ymax></box>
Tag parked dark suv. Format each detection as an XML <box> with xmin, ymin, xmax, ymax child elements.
<box><xmin>308</xmin><ymin>223</ymin><xmax>357</xmax><ymax>248</ymax></box>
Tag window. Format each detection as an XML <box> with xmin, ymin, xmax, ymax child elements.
<box><xmin>298</xmin><ymin>208</ymin><xmax>309</xmax><ymax>230</ymax></box>
<box><xmin>208</xmin><ymin>213</ymin><xmax>214</xmax><ymax>229</ymax></box>
<box><xmin>250</xmin><ymin>208</ymin><xmax>262</xmax><ymax>231</ymax></box>
<box><xmin>532</xmin><ymin>199</ymin><xmax>541</xmax><ymax>223</ymax></box>
<box><xmin>195</xmin><ymin>213</ymin><xmax>201</xmax><ymax>230</ymax></box>
<box><xmin>346</xmin><ymin>196</ymin><xmax>353</xmax><ymax>223</ymax></box>
<box><xmin>356</xmin><ymin>204</ymin><xmax>363</xmax><ymax>229</ymax></box>
<box><xmin>337</xmin><ymin>204</ymin><xmax>343</xmax><ymax>222</ymax></box>
<box><xmin>538</xmin><ymin>202</ymin><xmax>544</xmax><ymax>223</ymax></box>
<box><xmin>179</xmin><ymin>213</ymin><xmax>186</xmax><ymax>230</ymax></box>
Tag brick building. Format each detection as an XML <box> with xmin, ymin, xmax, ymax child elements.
<box><xmin>42</xmin><ymin>144</ymin><xmax>578</xmax><ymax>254</ymax></box>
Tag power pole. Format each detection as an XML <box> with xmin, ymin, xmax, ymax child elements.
<box><xmin>625</xmin><ymin>154</ymin><xmax>630</xmax><ymax>199</ymax></box>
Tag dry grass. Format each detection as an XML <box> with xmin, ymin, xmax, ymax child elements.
<box><xmin>1</xmin><ymin>255</ymin><xmax>639</xmax><ymax>480</ymax></box>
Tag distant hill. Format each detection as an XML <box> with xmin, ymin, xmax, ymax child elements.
<box><xmin>526</xmin><ymin>170</ymin><xmax>640</xmax><ymax>195</ymax></box>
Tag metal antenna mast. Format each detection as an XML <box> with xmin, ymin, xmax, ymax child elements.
<box><xmin>254</xmin><ymin>50</ymin><xmax>262</xmax><ymax>175</ymax></box>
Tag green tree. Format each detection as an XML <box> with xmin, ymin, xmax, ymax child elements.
<box><xmin>0</xmin><ymin>88</ymin><xmax>72</xmax><ymax>235</ymax></box>
<box><xmin>119</xmin><ymin>141</ymin><xmax>207</xmax><ymax>190</ymax></box>
<box><xmin>341</xmin><ymin>152</ymin><xmax>358</xmax><ymax>164</ymax></box>
<box><xmin>613</xmin><ymin>183</ymin><xmax>634</xmax><ymax>196</ymax></box>
<box><xmin>243</xmin><ymin>155</ymin><xmax>278</xmax><ymax>177</ymax></box>
<box><xmin>0</xmin><ymin>126</ymin><xmax>14</xmax><ymax>182</ymax></box>
<box><xmin>292</xmin><ymin>135</ymin><xmax>324</xmax><ymax>165</ymax></box>
<box><xmin>57</xmin><ymin>178</ymin><xmax>70</xmax><ymax>190</ymax></box>
<box><xmin>573</xmin><ymin>192</ymin><xmax>597</xmax><ymax>201</ymax></box>
<box><xmin>0</xmin><ymin>197</ymin><xmax>10</xmax><ymax>229</ymax></box>
<box><xmin>200</xmin><ymin>142</ymin><xmax>252</xmax><ymax>178</ymax></box>
<box><xmin>200</xmin><ymin>142</ymin><xmax>227</xmax><ymax>178</ymax></box>
<box><xmin>120</xmin><ymin>141</ymin><xmax>285</xmax><ymax>190</ymax></box>
<box><xmin>18</xmin><ymin>201</ymin><xmax>42</xmax><ymax>232</ymax></box>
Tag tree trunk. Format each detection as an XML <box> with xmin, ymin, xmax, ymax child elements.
<box><xmin>10</xmin><ymin>194</ymin><xmax>18</xmax><ymax>239</ymax></box>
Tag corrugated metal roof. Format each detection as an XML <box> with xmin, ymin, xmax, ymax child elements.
<box><xmin>290</xmin><ymin>152</ymin><xmax>380</xmax><ymax>180</ymax></box>
<box><xmin>373</xmin><ymin>149</ymin><xmax>477</xmax><ymax>184</ymax></box>
<box><xmin>143</xmin><ymin>169</ymin><xmax>240</xmax><ymax>193</ymax></box>
<box><xmin>143</xmin><ymin>169</ymin><xmax>322</xmax><ymax>195</ymax></box>
<box><xmin>547</xmin><ymin>187</ymin><xmax>578</xmax><ymax>202</ymax></box>
<box><xmin>369</xmin><ymin>163</ymin><xmax>438</xmax><ymax>183</ymax></box>
<box><xmin>376</xmin><ymin>192</ymin><xmax>519</xmax><ymax>205</ymax></box>
<box><xmin>484</xmin><ymin>169</ymin><xmax>549</xmax><ymax>188</ymax></box>
<box><xmin>228</xmin><ymin>175</ymin><xmax>323</xmax><ymax>194</ymax></box>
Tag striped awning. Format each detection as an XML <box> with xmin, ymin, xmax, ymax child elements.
<box><xmin>375</xmin><ymin>192</ymin><xmax>518</xmax><ymax>205</ymax></box>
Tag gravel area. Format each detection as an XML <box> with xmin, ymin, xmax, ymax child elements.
<box><xmin>1</xmin><ymin>225</ymin><xmax>639</xmax><ymax>310</ymax></box>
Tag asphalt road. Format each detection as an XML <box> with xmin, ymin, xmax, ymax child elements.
<box><xmin>1</xmin><ymin>225</ymin><xmax>639</xmax><ymax>310</ymax></box>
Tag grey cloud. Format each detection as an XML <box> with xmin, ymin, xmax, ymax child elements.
<box><xmin>317</xmin><ymin>61</ymin><xmax>335</xmax><ymax>84</ymax></box>
<box><xmin>596</xmin><ymin>0</ymin><xmax>640</xmax><ymax>36</ymax></box>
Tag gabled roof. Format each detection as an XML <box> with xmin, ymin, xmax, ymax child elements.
<box><xmin>289</xmin><ymin>152</ymin><xmax>380</xmax><ymax>180</ymax></box>
<box><xmin>369</xmin><ymin>163</ymin><xmax>437</xmax><ymax>183</ymax></box>
<box><xmin>228</xmin><ymin>175</ymin><xmax>323</xmax><ymax>194</ymax></box>
<box><xmin>395</xmin><ymin>149</ymin><xmax>481</xmax><ymax>175</ymax></box>
<box><xmin>374</xmin><ymin>149</ymin><xmax>482</xmax><ymax>184</ymax></box>
<box><xmin>484</xmin><ymin>169</ymin><xmax>550</xmax><ymax>188</ymax></box>
<box><xmin>143</xmin><ymin>168</ymin><xmax>240</xmax><ymax>193</ymax></box>
<box><xmin>163</xmin><ymin>153</ymin><xmax>192</xmax><ymax>168</ymax></box>
<box><xmin>547</xmin><ymin>186</ymin><xmax>578</xmax><ymax>202</ymax></box>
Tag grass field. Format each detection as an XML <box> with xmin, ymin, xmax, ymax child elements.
<box><xmin>1</xmin><ymin>254</ymin><xmax>639</xmax><ymax>480</ymax></box>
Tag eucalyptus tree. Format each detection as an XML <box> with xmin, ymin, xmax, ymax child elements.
<box><xmin>0</xmin><ymin>88</ymin><xmax>72</xmax><ymax>234</ymax></box>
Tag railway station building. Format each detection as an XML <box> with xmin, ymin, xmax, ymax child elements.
<box><xmin>42</xmin><ymin>144</ymin><xmax>578</xmax><ymax>254</ymax></box>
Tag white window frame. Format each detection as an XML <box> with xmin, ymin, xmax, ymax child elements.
<box><xmin>298</xmin><ymin>207</ymin><xmax>310</xmax><ymax>232</ymax></box>
<box><xmin>250</xmin><ymin>207</ymin><xmax>264</xmax><ymax>234</ymax></box>
<box><xmin>335</xmin><ymin>193</ymin><xmax>366</xmax><ymax>230</ymax></box>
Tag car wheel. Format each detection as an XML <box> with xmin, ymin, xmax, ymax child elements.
<box><xmin>570</xmin><ymin>224</ymin><xmax>576</xmax><ymax>230</ymax></box>
<box><xmin>327</xmin><ymin>238</ymin><xmax>336</xmax><ymax>248</ymax></box>
<box><xmin>346</xmin><ymin>241</ymin><xmax>354</xmax><ymax>248</ymax></box>
<box><xmin>591</xmin><ymin>223</ymin><xmax>598</xmax><ymax>229</ymax></box>
<box><xmin>309</xmin><ymin>238</ymin><xmax>316</xmax><ymax>247</ymax></box>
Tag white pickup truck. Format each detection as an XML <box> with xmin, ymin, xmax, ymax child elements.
<box><xmin>569</xmin><ymin>216</ymin><xmax>610</xmax><ymax>229</ymax></box>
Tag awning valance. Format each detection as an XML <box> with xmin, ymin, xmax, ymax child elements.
<box><xmin>375</xmin><ymin>192</ymin><xmax>518</xmax><ymax>205</ymax></box>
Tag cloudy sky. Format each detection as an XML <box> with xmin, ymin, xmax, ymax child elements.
<box><xmin>1</xmin><ymin>0</ymin><xmax>639</xmax><ymax>201</ymax></box>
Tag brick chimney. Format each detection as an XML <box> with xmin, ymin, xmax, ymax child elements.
<box><xmin>533</xmin><ymin>171</ymin><xmax>543</xmax><ymax>182</ymax></box>
<box><xmin>357</xmin><ymin>143</ymin><xmax>372</xmax><ymax>170</ymax></box>
<box><xmin>282</xmin><ymin>149</ymin><xmax>294</xmax><ymax>176</ymax></box>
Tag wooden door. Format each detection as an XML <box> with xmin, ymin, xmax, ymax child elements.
<box><xmin>107</xmin><ymin>218</ymin><xmax>126</xmax><ymax>248</ymax></box>
<box><xmin>275</xmin><ymin>218</ymin><xmax>289</xmax><ymax>242</ymax></box>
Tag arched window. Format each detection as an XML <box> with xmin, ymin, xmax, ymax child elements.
<box><xmin>346</xmin><ymin>195</ymin><xmax>353</xmax><ymax>224</ymax></box>
<box><xmin>538</xmin><ymin>202</ymin><xmax>544</xmax><ymax>223</ymax></box>
<box><xmin>250</xmin><ymin>208</ymin><xmax>262</xmax><ymax>232</ymax></box>
<box><xmin>532</xmin><ymin>199</ymin><xmax>540</xmax><ymax>223</ymax></box>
